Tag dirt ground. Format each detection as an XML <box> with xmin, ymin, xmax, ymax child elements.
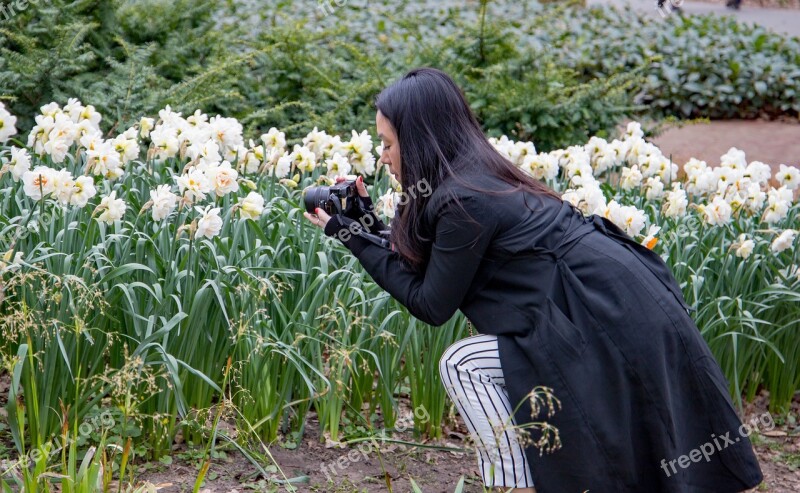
<box><xmin>131</xmin><ymin>389</ymin><xmax>800</xmax><ymax>492</ymax></box>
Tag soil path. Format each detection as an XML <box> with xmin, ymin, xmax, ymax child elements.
<box><xmin>652</xmin><ymin>120</ymin><xmax>800</xmax><ymax>171</ymax></box>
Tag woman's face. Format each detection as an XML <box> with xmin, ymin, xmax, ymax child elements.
<box><xmin>376</xmin><ymin>110</ymin><xmax>401</xmax><ymax>183</ymax></box>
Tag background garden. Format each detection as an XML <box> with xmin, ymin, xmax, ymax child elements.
<box><xmin>0</xmin><ymin>0</ymin><xmax>799</xmax><ymax>491</ymax></box>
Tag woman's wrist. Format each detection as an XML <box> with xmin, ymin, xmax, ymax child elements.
<box><xmin>324</xmin><ymin>214</ymin><xmax>373</xmax><ymax>255</ymax></box>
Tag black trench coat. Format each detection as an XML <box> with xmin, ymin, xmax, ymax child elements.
<box><xmin>334</xmin><ymin>171</ymin><xmax>763</xmax><ymax>492</ymax></box>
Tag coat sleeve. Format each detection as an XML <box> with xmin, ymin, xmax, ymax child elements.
<box><xmin>335</xmin><ymin>194</ymin><xmax>496</xmax><ymax>326</ymax></box>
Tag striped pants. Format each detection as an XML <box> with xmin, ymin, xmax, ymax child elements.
<box><xmin>439</xmin><ymin>334</ymin><xmax>535</xmax><ymax>488</ymax></box>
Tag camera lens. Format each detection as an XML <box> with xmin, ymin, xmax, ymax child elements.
<box><xmin>303</xmin><ymin>186</ymin><xmax>330</xmax><ymax>213</ymax></box>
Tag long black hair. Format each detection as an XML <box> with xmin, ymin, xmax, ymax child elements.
<box><xmin>375</xmin><ymin>67</ymin><xmax>562</xmax><ymax>271</ymax></box>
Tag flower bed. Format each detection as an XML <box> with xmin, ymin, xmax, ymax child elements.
<box><xmin>0</xmin><ymin>100</ymin><xmax>797</xmax><ymax>487</ymax></box>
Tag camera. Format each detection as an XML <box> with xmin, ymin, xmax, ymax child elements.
<box><xmin>303</xmin><ymin>179</ymin><xmax>358</xmax><ymax>215</ymax></box>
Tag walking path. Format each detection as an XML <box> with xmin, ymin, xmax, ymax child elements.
<box><xmin>587</xmin><ymin>0</ymin><xmax>800</xmax><ymax>37</ymax></box>
<box><xmin>652</xmin><ymin>120</ymin><xmax>800</xmax><ymax>170</ymax></box>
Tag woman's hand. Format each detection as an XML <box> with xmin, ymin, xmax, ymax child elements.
<box><xmin>339</xmin><ymin>175</ymin><xmax>389</xmax><ymax>234</ymax></box>
<box><xmin>303</xmin><ymin>207</ymin><xmax>332</xmax><ymax>230</ymax></box>
<box><xmin>338</xmin><ymin>175</ymin><xmax>369</xmax><ymax>199</ymax></box>
<box><xmin>302</xmin><ymin>175</ymin><xmax>366</xmax><ymax>229</ymax></box>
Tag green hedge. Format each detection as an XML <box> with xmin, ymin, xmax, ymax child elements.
<box><xmin>528</xmin><ymin>5</ymin><xmax>800</xmax><ymax>119</ymax></box>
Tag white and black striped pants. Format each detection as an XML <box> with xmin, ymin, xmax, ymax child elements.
<box><xmin>439</xmin><ymin>334</ymin><xmax>535</xmax><ymax>488</ymax></box>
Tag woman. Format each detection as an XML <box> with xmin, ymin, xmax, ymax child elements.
<box><xmin>304</xmin><ymin>68</ymin><xmax>763</xmax><ymax>492</ymax></box>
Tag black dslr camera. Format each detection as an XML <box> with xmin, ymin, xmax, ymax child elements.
<box><xmin>303</xmin><ymin>179</ymin><xmax>358</xmax><ymax>215</ymax></box>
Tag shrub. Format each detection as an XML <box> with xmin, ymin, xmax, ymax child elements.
<box><xmin>528</xmin><ymin>5</ymin><xmax>800</xmax><ymax>119</ymax></box>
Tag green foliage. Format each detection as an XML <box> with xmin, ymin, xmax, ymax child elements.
<box><xmin>0</xmin><ymin>0</ymin><xmax>244</xmax><ymax>132</ymax></box>
<box><xmin>529</xmin><ymin>5</ymin><xmax>800</xmax><ymax>119</ymax></box>
<box><xmin>410</xmin><ymin>10</ymin><xmax>640</xmax><ymax>151</ymax></box>
<box><xmin>231</xmin><ymin>0</ymin><xmax>638</xmax><ymax>152</ymax></box>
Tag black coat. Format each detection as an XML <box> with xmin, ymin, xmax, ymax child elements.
<box><xmin>333</xmin><ymin>171</ymin><xmax>764</xmax><ymax>492</ymax></box>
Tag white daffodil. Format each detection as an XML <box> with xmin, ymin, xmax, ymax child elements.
<box><xmin>48</xmin><ymin>113</ymin><xmax>78</xmax><ymax>144</ymax></box>
<box><xmin>325</xmin><ymin>153</ymin><xmax>351</xmax><ymax>179</ymax></box>
<box><xmin>292</xmin><ymin>145</ymin><xmax>317</xmax><ymax>173</ymax></box>
<box><xmin>347</xmin><ymin>129</ymin><xmax>374</xmax><ymax>156</ymax></box>
<box><xmin>523</xmin><ymin>153</ymin><xmax>559</xmax><ymax>182</ymax></box>
<box><xmin>514</xmin><ymin>141</ymin><xmax>537</xmax><ymax>167</ymax></box>
<box><xmin>606</xmin><ymin>139</ymin><xmax>628</xmax><ymax>168</ymax></box>
<box><xmin>347</xmin><ymin>132</ymin><xmax>377</xmax><ymax>176</ymax></box>
<box><xmin>776</xmin><ymin>164</ymin><xmax>800</xmax><ymax>190</ymax></box>
<box><xmin>0</xmin><ymin>250</ymin><xmax>24</xmax><ymax>274</ymax></box>
<box><xmin>683</xmin><ymin>158</ymin><xmax>708</xmax><ymax>178</ymax></box>
<box><xmin>22</xmin><ymin>166</ymin><xmax>56</xmax><ymax>200</ymax></box>
<box><xmin>663</xmin><ymin>183</ymin><xmax>688</xmax><ymax>218</ymax></box>
<box><xmin>713</xmin><ymin>166</ymin><xmax>745</xmax><ymax>194</ymax></box>
<box><xmin>261</xmin><ymin>127</ymin><xmax>286</xmax><ymax>155</ymax></box>
<box><xmin>8</xmin><ymin>147</ymin><xmax>31</xmax><ymax>181</ymax></box>
<box><xmin>40</xmin><ymin>102</ymin><xmax>61</xmax><ymax>118</ymax></box>
<box><xmin>350</xmin><ymin>150</ymin><xmax>376</xmax><ymax>176</ymax></box>
<box><xmin>624</xmin><ymin>122</ymin><xmax>644</xmax><ymax>141</ymax></box>
<box><xmin>187</xmin><ymin>139</ymin><xmax>222</xmax><ymax>170</ymax></box>
<box><xmin>157</xmin><ymin>105</ymin><xmax>184</xmax><ymax>128</ymax></box>
<box><xmin>742</xmin><ymin>182</ymin><xmax>766</xmax><ymax>214</ymax></box>
<box><xmin>207</xmin><ymin>161</ymin><xmax>239</xmax><ymax>197</ymax></box>
<box><xmin>565</xmin><ymin>182</ymin><xmax>606</xmax><ymax>216</ymax></box>
<box><xmin>641</xmin><ymin>225</ymin><xmax>661</xmax><ymax>250</ymax></box>
<box><xmin>96</xmin><ymin>191</ymin><xmax>126</xmax><ymax>224</ymax></box>
<box><xmin>269</xmin><ymin>152</ymin><xmax>291</xmax><ymax>179</ymax></box>
<box><xmin>149</xmin><ymin>185</ymin><xmax>178</xmax><ymax>221</ymax></box>
<box><xmin>63</xmin><ymin>98</ymin><xmax>84</xmax><ymax>123</ymax></box>
<box><xmin>376</xmin><ymin>189</ymin><xmax>398</xmax><ymax>219</ymax></box>
<box><xmin>150</xmin><ymin>126</ymin><xmax>180</xmax><ymax>160</ymax></box>
<box><xmin>112</xmin><ymin>130</ymin><xmax>140</xmax><ymax>165</ymax></box>
<box><xmin>617</xmin><ymin>205</ymin><xmax>647</xmax><ymax>237</ymax></box>
<box><xmin>561</xmin><ymin>146</ymin><xmax>591</xmax><ymax>177</ymax></box>
<box><xmin>644</xmin><ymin>176</ymin><xmax>665</xmax><ymax>201</ymax></box>
<box><xmin>0</xmin><ymin>102</ymin><xmax>18</xmax><ymax>142</ymax></box>
<box><xmin>490</xmin><ymin>135</ymin><xmax>514</xmax><ymax>161</ymax></box>
<box><xmin>321</xmin><ymin>134</ymin><xmax>346</xmax><ymax>159</ymax></box>
<box><xmin>584</xmin><ymin>136</ymin><xmax>607</xmax><ymax>161</ymax></box>
<box><xmin>27</xmin><ymin>114</ymin><xmax>54</xmax><ymax>154</ymax></box>
<box><xmin>186</xmin><ymin>109</ymin><xmax>208</xmax><ymax>127</ymax></box>
<box><xmin>80</xmin><ymin>129</ymin><xmax>104</xmax><ymax>153</ymax></box>
<box><xmin>43</xmin><ymin>137</ymin><xmax>71</xmax><ymax>164</ymax></box>
<box><xmin>78</xmin><ymin>104</ymin><xmax>102</xmax><ymax>128</ymax></box>
<box><xmin>763</xmin><ymin>201</ymin><xmax>791</xmax><ymax>224</ymax></box>
<box><xmin>51</xmin><ymin>169</ymin><xmax>77</xmax><ymax>206</ymax></box>
<box><xmin>70</xmin><ymin>176</ymin><xmax>97</xmax><ymax>208</ymax></box>
<box><xmin>655</xmin><ymin>158</ymin><xmax>679</xmax><ymax>182</ymax></box>
<box><xmin>238</xmin><ymin>191</ymin><xmax>265</xmax><ymax>220</ymax></box>
<box><xmin>771</xmin><ymin>229</ymin><xmax>797</xmax><ymax>254</ymax></box>
<box><xmin>302</xmin><ymin>127</ymin><xmax>330</xmax><ymax>160</ymax></box>
<box><xmin>176</xmin><ymin>166</ymin><xmax>212</xmax><ymax>203</ymax></box>
<box><xmin>195</xmin><ymin>206</ymin><xmax>223</xmax><ymax>239</ymax></box>
<box><xmin>88</xmin><ymin>141</ymin><xmax>124</xmax><ymax>179</ymax></box>
<box><xmin>239</xmin><ymin>142</ymin><xmax>263</xmax><ymax>174</ymax></box>
<box><xmin>620</xmin><ymin>165</ymin><xmax>644</xmax><ymax>190</ymax></box>
<box><xmin>734</xmin><ymin>234</ymin><xmax>755</xmax><ymax>259</ymax></box>
<box><xmin>720</xmin><ymin>147</ymin><xmax>747</xmax><ymax>170</ymax></box>
<box><xmin>762</xmin><ymin>187</ymin><xmax>793</xmax><ymax>224</ymax></box>
<box><xmin>700</xmin><ymin>196</ymin><xmax>733</xmax><ymax>226</ymax></box>
<box><xmin>139</xmin><ymin>117</ymin><xmax>155</xmax><ymax>139</ymax></box>
<box><xmin>745</xmin><ymin>161</ymin><xmax>772</xmax><ymax>185</ymax></box>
